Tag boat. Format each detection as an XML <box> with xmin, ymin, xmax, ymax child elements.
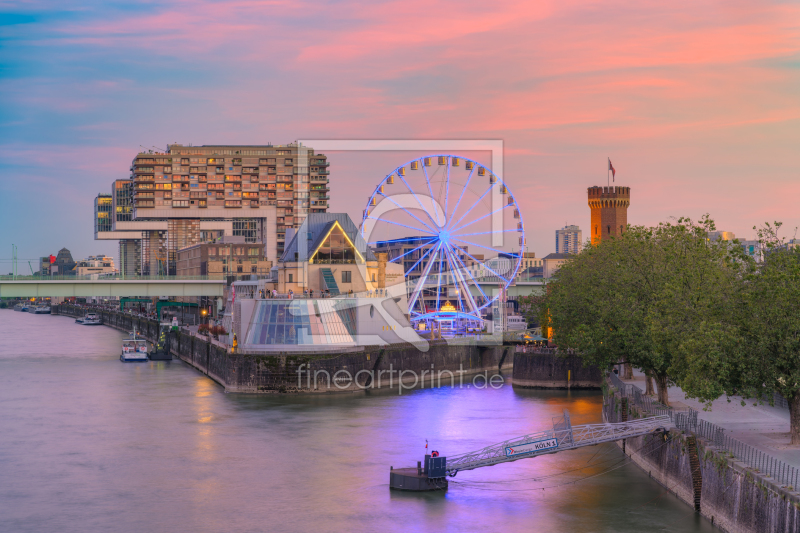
<box><xmin>148</xmin><ymin>323</ymin><xmax>173</xmax><ymax>361</ymax></box>
<box><xmin>121</xmin><ymin>330</ymin><xmax>149</xmax><ymax>362</ymax></box>
<box><xmin>506</xmin><ymin>315</ymin><xmax>528</xmax><ymax>331</ymax></box>
<box><xmin>13</xmin><ymin>303</ymin><xmax>25</xmax><ymax>312</ymax></box>
<box><xmin>31</xmin><ymin>306</ymin><xmax>51</xmax><ymax>314</ymax></box>
<box><xmin>79</xmin><ymin>312</ymin><xmax>103</xmax><ymax>325</ymax></box>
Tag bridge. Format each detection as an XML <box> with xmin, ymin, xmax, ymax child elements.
<box><xmin>389</xmin><ymin>410</ymin><xmax>670</xmax><ymax>491</ymax></box>
<box><xmin>0</xmin><ymin>276</ymin><xmax>225</xmax><ymax>298</ymax></box>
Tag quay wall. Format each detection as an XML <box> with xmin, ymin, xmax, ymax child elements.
<box><xmin>606</xmin><ymin>384</ymin><xmax>800</xmax><ymax>532</ymax></box>
<box><xmin>54</xmin><ymin>305</ymin><xmax>512</xmax><ymax>393</ymax></box>
<box><xmin>512</xmin><ymin>350</ymin><xmax>602</xmax><ymax>389</ymax></box>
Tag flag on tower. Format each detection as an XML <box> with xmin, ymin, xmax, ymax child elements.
<box><xmin>608</xmin><ymin>159</ymin><xmax>616</xmax><ymax>181</ymax></box>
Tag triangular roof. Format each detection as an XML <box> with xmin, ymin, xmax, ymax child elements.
<box><xmin>280</xmin><ymin>213</ymin><xmax>376</xmax><ymax>263</ymax></box>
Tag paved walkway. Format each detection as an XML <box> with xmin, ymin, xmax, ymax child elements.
<box><xmin>620</xmin><ymin>370</ymin><xmax>800</xmax><ymax>469</ymax></box>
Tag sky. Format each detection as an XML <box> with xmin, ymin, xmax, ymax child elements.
<box><xmin>1</xmin><ymin>0</ymin><xmax>799</xmax><ymax>271</ymax></box>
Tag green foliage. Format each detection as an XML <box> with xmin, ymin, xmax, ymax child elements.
<box><xmin>737</xmin><ymin>222</ymin><xmax>800</xmax><ymax>434</ymax></box>
<box><xmin>542</xmin><ymin>215</ymin><xmax>749</xmax><ymax>405</ymax></box>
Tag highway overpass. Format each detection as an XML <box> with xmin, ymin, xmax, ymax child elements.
<box><xmin>0</xmin><ymin>278</ymin><xmax>225</xmax><ymax>298</ymax></box>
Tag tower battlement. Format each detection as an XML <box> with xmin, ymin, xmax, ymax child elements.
<box><xmin>587</xmin><ymin>186</ymin><xmax>630</xmax><ymax>199</ymax></box>
<box><xmin>588</xmin><ymin>186</ymin><xmax>630</xmax><ymax>245</ymax></box>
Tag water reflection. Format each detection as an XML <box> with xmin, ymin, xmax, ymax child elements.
<box><xmin>0</xmin><ymin>311</ymin><xmax>716</xmax><ymax>532</ymax></box>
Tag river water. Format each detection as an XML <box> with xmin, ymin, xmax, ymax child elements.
<box><xmin>0</xmin><ymin>311</ymin><xmax>716</xmax><ymax>532</ymax></box>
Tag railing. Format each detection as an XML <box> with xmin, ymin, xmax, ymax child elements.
<box><xmin>608</xmin><ymin>371</ymin><xmax>800</xmax><ymax>490</ymax></box>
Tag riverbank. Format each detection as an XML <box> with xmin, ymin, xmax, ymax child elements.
<box><xmin>605</xmin><ymin>378</ymin><xmax>800</xmax><ymax>532</ymax></box>
<box><xmin>54</xmin><ymin>304</ymin><xmax>513</xmax><ymax>394</ymax></box>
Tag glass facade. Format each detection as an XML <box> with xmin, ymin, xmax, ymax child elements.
<box><xmin>245</xmin><ymin>300</ymin><xmax>357</xmax><ymax>346</ymax></box>
<box><xmin>310</xmin><ymin>225</ymin><xmax>361</xmax><ymax>264</ymax></box>
<box><xmin>114</xmin><ymin>180</ymin><xmax>133</xmax><ymax>222</ymax></box>
<box><xmin>233</xmin><ymin>218</ymin><xmax>258</xmax><ymax>243</ymax></box>
<box><xmin>94</xmin><ymin>194</ymin><xmax>112</xmax><ymax>237</ymax></box>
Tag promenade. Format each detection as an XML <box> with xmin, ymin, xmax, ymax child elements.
<box><xmin>621</xmin><ymin>370</ymin><xmax>800</xmax><ymax>469</ymax></box>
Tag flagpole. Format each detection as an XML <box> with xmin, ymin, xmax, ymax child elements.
<box><xmin>607</xmin><ymin>157</ymin><xmax>609</xmax><ymax>187</ymax></box>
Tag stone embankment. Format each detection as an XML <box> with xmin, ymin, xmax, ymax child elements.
<box><xmin>54</xmin><ymin>305</ymin><xmax>512</xmax><ymax>394</ymax></box>
<box><xmin>512</xmin><ymin>347</ymin><xmax>602</xmax><ymax>389</ymax></box>
<box><xmin>605</xmin><ymin>382</ymin><xmax>800</xmax><ymax>533</ymax></box>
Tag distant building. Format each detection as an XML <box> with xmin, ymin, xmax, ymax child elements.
<box><xmin>542</xmin><ymin>252</ymin><xmax>572</xmax><ymax>278</ymax></box>
<box><xmin>94</xmin><ymin>193</ymin><xmax>112</xmax><ymax>238</ymax></box>
<box><xmin>176</xmin><ymin>238</ymin><xmax>271</xmax><ymax>278</ymax></box>
<box><xmin>587</xmin><ymin>186</ymin><xmax>630</xmax><ymax>245</ymax></box>
<box><xmin>520</xmin><ymin>252</ymin><xmax>542</xmax><ymax>270</ymax></box>
<box><xmin>75</xmin><ymin>255</ymin><xmax>116</xmax><ymax>278</ymax></box>
<box><xmin>740</xmin><ymin>240</ymin><xmax>761</xmax><ymax>260</ymax></box>
<box><xmin>555</xmin><ymin>225</ymin><xmax>582</xmax><ymax>254</ymax></box>
<box><xmin>52</xmin><ymin>248</ymin><xmax>76</xmax><ymax>276</ymax></box>
<box><xmin>708</xmin><ymin>231</ymin><xmax>736</xmax><ymax>241</ymax></box>
<box><xmin>94</xmin><ymin>142</ymin><xmax>330</xmax><ymax>276</ymax></box>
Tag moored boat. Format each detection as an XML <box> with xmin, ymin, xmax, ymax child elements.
<box><xmin>80</xmin><ymin>312</ymin><xmax>102</xmax><ymax>325</ymax></box>
<box><xmin>121</xmin><ymin>330</ymin><xmax>149</xmax><ymax>362</ymax></box>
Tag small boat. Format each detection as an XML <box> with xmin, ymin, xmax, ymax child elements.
<box><xmin>13</xmin><ymin>303</ymin><xmax>25</xmax><ymax>312</ymax></box>
<box><xmin>80</xmin><ymin>312</ymin><xmax>103</xmax><ymax>325</ymax></box>
<box><xmin>506</xmin><ymin>315</ymin><xmax>528</xmax><ymax>331</ymax></box>
<box><xmin>31</xmin><ymin>306</ymin><xmax>51</xmax><ymax>314</ymax></box>
<box><xmin>121</xmin><ymin>330</ymin><xmax>149</xmax><ymax>362</ymax></box>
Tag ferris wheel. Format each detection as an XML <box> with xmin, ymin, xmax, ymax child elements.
<box><xmin>361</xmin><ymin>155</ymin><xmax>525</xmax><ymax>331</ymax></box>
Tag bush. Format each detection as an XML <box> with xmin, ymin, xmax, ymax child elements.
<box><xmin>209</xmin><ymin>325</ymin><xmax>228</xmax><ymax>336</ymax></box>
<box><xmin>198</xmin><ymin>324</ymin><xmax>210</xmax><ymax>335</ymax></box>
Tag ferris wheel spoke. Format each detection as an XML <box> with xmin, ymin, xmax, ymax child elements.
<box><xmin>407</xmin><ymin>243</ymin><xmax>442</xmax><ymax>314</ymax></box>
<box><xmin>448</xmin><ymin>164</ymin><xmax>476</xmax><ymax>224</ymax></box>
<box><xmin>451</xmin><ymin>237</ymin><xmax>519</xmax><ymax>260</ymax></box>
<box><xmin>397</xmin><ymin>171</ymin><xmax>440</xmax><ymax>228</ymax></box>
<box><xmin>449</xmin><ymin>245</ymin><xmax>491</xmax><ymax>304</ymax></box>
<box><xmin>404</xmin><ymin>241</ymin><xmax>439</xmax><ymax>279</ymax></box>
<box><xmin>440</xmin><ymin>247</ymin><xmax>465</xmax><ymax>313</ymax></box>
<box><xmin>435</xmin><ymin>245</ymin><xmax>444</xmax><ymax>314</ymax></box>
<box><xmin>443</xmin><ymin>244</ymin><xmax>479</xmax><ymax>315</ymax></box>
<box><xmin>421</xmin><ymin>164</ymin><xmax>442</xmax><ymax>227</ymax></box>
<box><xmin>452</xmin><ymin>229</ymin><xmax>520</xmax><ymax>238</ymax></box>
<box><xmin>451</xmin><ymin>203</ymin><xmax>513</xmax><ymax>235</ymax></box>
<box><xmin>386</xmin><ymin>237</ymin><xmax>437</xmax><ymax>263</ymax></box>
<box><xmin>448</xmin><ymin>182</ymin><xmax>496</xmax><ymax>233</ymax></box>
<box><xmin>450</xmin><ymin>242</ymin><xmax>510</xmax><ymax>284</ymax></box>
<box><xmin>378</xmin><ymin>192</ymin><xmax>438</xmax><ymax>234</ymax></box>
<box><xmin>444</xmin><ymin>158</ymin><xmax>451</xmax><ymax>224</ymax></box>
<box><xmin>366</xmin><ymin>217</ymin><xmax>436</xmax><ymax>236</ymax></box>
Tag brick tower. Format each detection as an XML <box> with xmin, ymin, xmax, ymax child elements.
<box><xmin>587</xmin><ymin>186</ymin><xmax>630</xmax><ymax>245</ymax></box>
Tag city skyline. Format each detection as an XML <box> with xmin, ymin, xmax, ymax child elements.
<box><xmin>2</xmin><ymin>1</ymin><xmax>799</xmax><ymax>266</ymax></box>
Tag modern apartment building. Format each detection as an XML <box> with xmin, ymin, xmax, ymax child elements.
<box><xmin>95</xmin><ymin>142</ymin><xmax>330</xmax><ymax>276</ymax></box>
<box><xmin>75</xmin><ymin>255</ymin><xmax>116</xmax><ymax>278</ymax></box>
<box><xmin>555</xmin><ymin>225</ymin><xmax>582</xmax><ymax>254</ymax></box>
<box><xmin>176</xmin><ymin>238</ymin><xmax>271</xmax><ymax>278</ymax></box>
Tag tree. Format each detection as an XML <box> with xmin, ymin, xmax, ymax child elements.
<box><xmin>542</xmin><ymin>216</ymin><xmax>745</xmax><ymax>406</ymax></box>
<box><xmin>737</xmin><ymin>223</ymin><xmax>800</xmax><ymax>444</ymax></box>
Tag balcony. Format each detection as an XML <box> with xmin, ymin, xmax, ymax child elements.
<box><xmin>250</xmin><ymin>201</ymin><xmax>259</xmax><ymax>208</ymax></box>
<box><xmin>225</xmin><ymin>200</ymin><xmax>242</xmax><ymax>208</ymax></box>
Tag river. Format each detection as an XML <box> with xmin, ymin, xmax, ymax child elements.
<box><xmin>0</xmin><ymin>310</ymin><xmax>716</xmax><ymax>532</ymax></box>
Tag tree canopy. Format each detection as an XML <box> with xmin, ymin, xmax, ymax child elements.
<box><xmin>541</xmin><ymin>216</ymin><xmax>749</xmax><ymax>406</ymax></box>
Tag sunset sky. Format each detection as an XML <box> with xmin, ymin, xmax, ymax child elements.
<box><xmin>1</xmin><ymin>0</ymin><xmax>799</xmax><ymax>267</ymax></box>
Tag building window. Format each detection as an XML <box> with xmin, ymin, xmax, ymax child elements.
<box><xmin>341</xmin><ymin>271</ymin><xmax>352</xmax><ymax>283</ymax></box>
<box><xmin>288</xmin><ymin>273</ymin><xmax>293</xmax><ymax>283</ymax></box>
<box><xmin>607</xmin><ymin>225</ymin><xmax>611</xmax><ymax>234</ymax></box>
<box><xmin>372</xmin><ymin>273</ymin><xmax>376</xmax><ymax>282</ymax></box>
